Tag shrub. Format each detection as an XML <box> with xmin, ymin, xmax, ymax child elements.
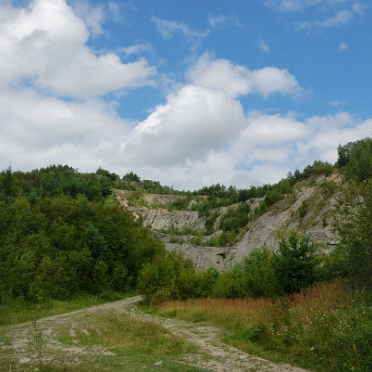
<box><xmin>273</xmin><ymin>232</ymin><xmax>318</xmax><ymax>295</ymax></box>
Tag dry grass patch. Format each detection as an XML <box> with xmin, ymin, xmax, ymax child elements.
<box><xmin>159</xmin><ymin>280</ymin><xmax>372</xmax><ymax>372</ymax></box>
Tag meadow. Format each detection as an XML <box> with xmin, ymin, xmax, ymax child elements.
<box><xmin>158</xmin><ymin>279</ymin><xmax>372</xmax><ymax>372</ymax></box>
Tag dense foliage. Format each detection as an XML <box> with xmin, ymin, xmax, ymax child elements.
<box><xmin>338</xmin><ymin>137</ymin><xmax>372</xmax><ymax>181</ymax></box>
<box><xmin>0</xmin><ymin>165</ymin><xmax>164</xmax><ymax>302</ymax></box>
<box><xmin>333</xmin><ymin>137</ymin><xmax>372</xmax><ymax>288</ymax></box>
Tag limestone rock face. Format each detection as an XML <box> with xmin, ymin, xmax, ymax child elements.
<box><xmin>133</xmin><ymin>208</ymin><xmax>205</xmax><ymax>231</ymax></box>
<box><xmin>115</xmin><ymin>177</ymin><xmax>340</xmax><ymax>270</ymax></box>
<box><xmin>143</xmin><ymin>194</ymin><xmax>183</xmax><ymax>204</ymax></box>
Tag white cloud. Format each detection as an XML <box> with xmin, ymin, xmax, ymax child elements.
<box><xmin>0</xmin><ymin>88</ymin><xmax>133</xmax><ymax>172</ymax></box>
<box><xmin>0</xmin><ymin>0</ymin><xmax>157</xmax><ymax>99</ymax></box>
<box><xmin>152</xmin><ymin>17</ymin><xmax>209</xmax><ymax>50</ymax></box>
<box><xmin>207</xmin><ymin>14</ymin><xmax>227</xmax><ymax>28</ymax></box>
<box><xmin>330</xmin><ymin>100</ymin><xmax>346</xmax><ymax>106</ymax></box>
<box><xmin>265</xmin><ymin>1</ymin><xmax>367</xmax><ymax>32</ymax></box>
<box><xmin>108</xmin><ymin>1</ymin><xmax>124</xmax><ymax>23</ymax></box>
<box><xmin>207</xmin><ymin>13</ymin><xmax>242</xmax><ymax>28</ymax></box>
<box><xmin>70</xmin><ymin>0</ymin><xmax>105</xmax><ymax>36</ymax></box>
<box><xmin>71</xmin><ymin>0</ymin><xmax>127</xmax><ymax>33</ymax></box>
<box><xmin>264</xmin><ymin>0</ymin><xmax>320</xmax><ymax>12</ymax></box>
<box><xmin>258</xmin><ymin>37</ymin><xmax>270</xmax><ymax>52</ymax></box>
<box><xmin>264</xmin><ymin>0</ymin><xmax>356</xmax><ymax>13</ymax></box>
<box><xmin>352</xmin><ymin>2</ymin><xmax>368</xmax><ymax>16</ymax></box>
<box><xmin>296</xmin><ymin>9</ymin><xmax>354</xmax><ymax>30</ymax></box>
<box><xmin>186</xmin><ymin>53</ymin><xmax>303</xmax><ymax>99</ymax></box>
<box><xmin>121</xmin><ymin>43</ymin><xmax>153</xmax><ymax>55</ymax></box>
<box><xmin>119</xmin><ymin>84</ymin><xmax>247</xmax><ymax>167</ymax></box>
<box><xmin>117</xmin><ymin>110</ymin><xmax>372</xmax><ymax>190</ymax></box>
<box><xmin>339</xmin><ymin>41</ymin><xmax>348</xmax><ymax>51</ymax></box>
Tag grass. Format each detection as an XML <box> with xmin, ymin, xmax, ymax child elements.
<box><xmin>158</xmin><ymin>279</ymin><xmax>372</xmax><ymax>372</ymax></box>
<box><xmin>57</xmin><ymin>312</ymin><xmax>199</xmax><ymax>357</ymax></box>
<box><xmin>0</xmin><ymin>292</ymin><xmax>133</xmax><ymax>325</ymax></box>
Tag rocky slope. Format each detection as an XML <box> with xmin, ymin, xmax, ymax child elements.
<box><xmin>115</xmin><ymin>175</ymin><xmax>339</xmax><ymax>270</ymax></box>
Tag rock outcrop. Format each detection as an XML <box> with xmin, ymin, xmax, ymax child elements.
<box><xmin>115</xmin><ymin>176</ymin><xmax>339</xmax><ymax>270</ymax></box>
<box><xmin>132</xmin><ymin>208</ymin><xmax>205</xmax><ymax>231</ymax></box>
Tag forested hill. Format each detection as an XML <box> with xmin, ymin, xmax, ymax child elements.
<box><xmin>0</xmin><ymin>137</ymin><xmax>372</xmax><ymax>304</ymax></box>
<box><xmin>0</xmin><ymin>165</ymin><xmax>164</xmax><ymax>302</ymax></box>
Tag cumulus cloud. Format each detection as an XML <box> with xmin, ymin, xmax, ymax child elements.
<box><xmin>116</xmin><ymin>110</ymin><xmax>372</xmax><ymax>190</ymax></box>
<box><xmin>119</xmin><ymin>84</ymin><xmax>247</xmax><ymax>167</ymax></box>
<box><xmin>71</xmin><ymin>0</ymin><xmax>127</xmax><ymax>33</ymax></box>
<box><xmin>220</xmin><ymin>111</ymin><xmax>371</xmax><ymax>188</ymax></box>
<box><xmin>186</xmin><ymin>53</ymin><xmax>303</xmax><ymax>99</ymax></box>
<box><xmin>0</xmin><ymin>0</ymin><xmax>157</xmax><ymax>99</ymax></box>
<box><xmin>0</xmin><ymin>88</ymin><xmax>133</xmax><ymax>172</ymax></box>
<box><xmin>70</xmin><ymin>0</ymin><xmax>105</xmax><ymax>36</ymax></box>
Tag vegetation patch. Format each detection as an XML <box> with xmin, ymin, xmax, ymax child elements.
<box><xmin>159</xmin><ymin>280</ymin><xmax>372</xmax><ymax>372</ymax></box>
<box><xmin>57</xmin><ymin>312</ymin><xmax>198</xmax><ymax>357</ymax></box>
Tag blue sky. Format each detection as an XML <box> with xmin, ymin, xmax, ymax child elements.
<box><xmin>0</xmin><ymin>0</ymin><xmax>371</xmax><ymax>190</ymax></box>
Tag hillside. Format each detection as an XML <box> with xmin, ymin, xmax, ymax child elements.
<box><xmin>1</xmin><ymin>138</ymin><xmax>372</xmax><ymax>371</ymax></box>
<box><xmin>0</xmin><ymin>137</ymin><xmax>370</xmax><ymax>302</ymax></box>
<box><xmin>116</xmin><ymin>173</ymin><xmax>339</xmax><ymax>270</ymax></box>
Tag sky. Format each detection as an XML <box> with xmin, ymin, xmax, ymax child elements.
<box><xmin>0</xmin><ymin>0</ymin><xmax>371</xmax><ymax>191</ymax></box>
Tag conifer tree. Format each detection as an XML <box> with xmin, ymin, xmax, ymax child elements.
<box><xmin>273</xmin><ymin>232</ymin><xmax>318</xmax><ymax>295</ymax></box>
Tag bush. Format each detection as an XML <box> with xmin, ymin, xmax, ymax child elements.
<box><xmin>243</xmin><ymin>246</ymin><xmax>278</xmax><ymax>297</ymax></box>
<box><xmin>334</xmin><ymin>179</ymin><xmax>372</xmax><ymax>288</ymax></box>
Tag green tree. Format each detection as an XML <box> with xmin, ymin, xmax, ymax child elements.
<box><xmin>273</xmin><ymin>232</ymin><xmax>318</xmax><ymax>295</ymax></box>
<box><xmin>212</xmin><ymin>265</ymin><xmax>245</xmax><ymax>298</ymax></box>
<box><xmin>243</xmin><ymin>246</ymin><xmax>278</xmax><ymax>297</ymax></box>
<box><xmin>81</xmin><ymin>225</ymin><xmax>109</xmax><ymax>261</ymax></box>
<box><xmin>334</xmin><ymin>179</ymin><xmax>372</xmax><ymax>287</ymax></box>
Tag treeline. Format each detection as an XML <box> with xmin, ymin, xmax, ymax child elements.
<box><xmin>1</xmin><ymin>137</ymin><xmax>372</xmax><ymax>305</ymax></box>
<box><xmin>0</xmin><ymin>165</ymin><xmax>164</xmax><ymax>303</ymax></box>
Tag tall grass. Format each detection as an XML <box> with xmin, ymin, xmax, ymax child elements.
<box><xmin>159</xmin><ymin>279</ymin><xmax>372</xmax><ymax>372</ymax></box>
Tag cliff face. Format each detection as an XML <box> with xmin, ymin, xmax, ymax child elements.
<box><xmin>132</xmin><ymin>208</ymin><xmax>205</xmax><ymax>231</ymax></box>
<box><xmin>115</xmin><ymin>175</ymin><xmax>339</xmax><ymax>270</ymax></box>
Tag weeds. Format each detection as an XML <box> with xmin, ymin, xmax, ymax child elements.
<box><xmin>159</xmin><ymin>279</ymin><xmax>372</xmax><ymax>372</ymax></box>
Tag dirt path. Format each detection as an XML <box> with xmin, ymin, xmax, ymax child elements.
<box><xmin>0</xmin><ymin>296</ymin><xmax>311</xmax><ymax>372</ymax></box>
